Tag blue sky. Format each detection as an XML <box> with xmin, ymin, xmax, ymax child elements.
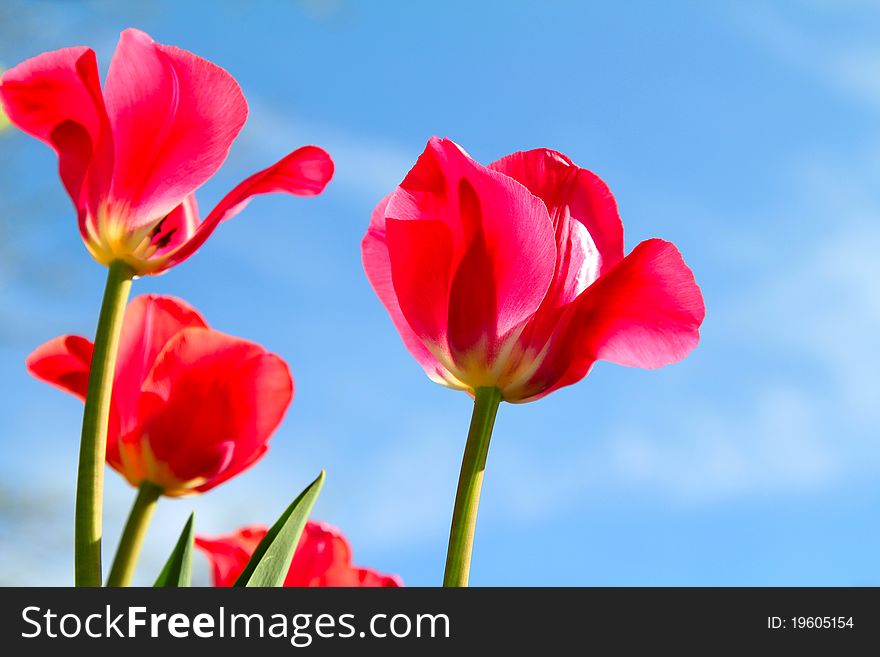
<box><xmin>1</xmin><ymin>0</ymin><xmax>879</xmax><ymax>586</ymax></box>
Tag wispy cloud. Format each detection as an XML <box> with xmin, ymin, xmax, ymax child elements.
<box><xmin>240</xmin><ymin>97</ymin><xmax>413</xmax><ymax>202</ymax></box>
<box><xmin>732</xmin><ymin>2</ymin><xmax>880</xmax><ymax>107</ymax></box>
<box><xmin>577</xmin><ymin>147</ymin><xmax>880</xmax><ymax>504</ymax></box>
<box><xmin>229</xmin><ymin>81</ymin><xmax>880</xmax><ymax>516</ymax></box>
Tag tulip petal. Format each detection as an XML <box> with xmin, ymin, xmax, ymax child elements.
<box><xmin>580</xmin><ymin>239</ymin><xmax>704</xmax><ymax>367</ymax></box>
<box><xmin>285</xmin><ymin>521</ymin><xmax>352</xmax><ymax>586</ymax></box>
<box><xmin>198</xmin><ymin>444</ymin><xmax>270</xmax><ymax>493</ymax></box>
<box><xmin>384</xmin><ymin>138</ymin><xmax>556</xmax><ymax>371</ymax></box>
<box><xmin>0</xmin><ymin>46</ymin><xmax>111</xmax><ymax>222</ymax></box>
<box><xmin>520</xmin><ymin>239</ymin><xmax>704</xmax><ymax>401</ymax></box>
<box><xmin>197</xmin><ymin>522</ymin><xmax>402</xmax><ymax>588</ymax></box>
<box><xmin>293</xmin><ymin>523</ymin><xmax>402</xmax><ymax>587</ymax></box>
<box><xmin>25</xmin><ymin>335</ymin><xmax>94</xmax><ymax>400</ymax></box>
<box><xmin>195</xmin><ymin>526</ymin><xmax>267</xmax><ymax>588</ymax></box>
<box><xmin>157</xmin><ymin>145</ymin><xmax>334</xmax><ymax>271</ymax></box>
<box><xmin>147</xmin><ymin>193</ymin><xmax>200</xmax><ymax>259</ymax></box>
<box><xmin>135</xmin><ymin>327</ymin><xmax>293</xmax><ymax>494</ymax></box>
<box><xmin>363</xmin><ymin>195</ymin><xmax>462</xmax><ymax>386</ymax></box>
<box><xmin>111</xmin><ymin>295</ymin><xmax>208</xmax><ymax>442</ymax></box>
<box><xmin>103</xmin><ymin>28</ymin><xmax>248</xmax><ymax>229</ymax></box>
<box><xmin>350</xmin><ymin>568</ymin><xmax>403</xmax><ymax>587</ymax></box>
<box><xmin>489</xmin><ymin>148</ymin><xmax>624</xmax><ymax>276</ymax></box>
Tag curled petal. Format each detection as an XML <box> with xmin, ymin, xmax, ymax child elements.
<box><xmin>156</xmin><ymin>145</ymin><xmax>335</xmax><ymax>271</ymax></box>
<box><xmin>517</xmin><ymin>239</ymin><xmax>704</xmax><ymax>401</ymax></box>
<box><xmin>25</xmin><ymin>335</ymin><xmax>94</xmax><ymax>400</ymax></box>
<box><xmin>103</xmin><ymin>28</ymin><xmax>248</xmax><ymax>229</ymax></box>
<box><xmin>207</xmin><ymin>145</ymin><xmax>336</xmax><ymax>222</ymax></box>
<box><xmin>581</xmin><ymin>239</ymin><xmax>705</xmax><ymax>367</ymax></box>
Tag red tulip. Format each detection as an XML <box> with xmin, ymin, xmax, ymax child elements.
<box><xmin>196</xmin><ymin>522</ymin><xmax>403</xmax><ymax>587</ymax></box>
<box><xmin>362</xmin><ymin>137</ymin><xmax>705</xmax><ymax>402</ymax></box>
<box><xmin>26</xmin><ymin>295</ymin><xmax>292</xmax><ymax>496</ymax></box>
<box><xmin>0</xmin><ymin>28</ymin><xmax>333</xmax><ymax>275</ymax></box>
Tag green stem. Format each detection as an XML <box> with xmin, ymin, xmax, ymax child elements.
<box><xmin>443</xmin><ymin>386</ymin><xmax>502</xmax><ymax>587</ymax></box>
<box><xmin>106</xmin><ymin>481</ymin><xmax>162</xmax><ymax>587</ymax></box>
<box><xmin>75</xmin><ymin>259</ymin><xmax>134</xmax><ymax>587</ymax></box>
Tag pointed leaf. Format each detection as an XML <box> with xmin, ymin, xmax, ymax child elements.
<box><xmin>234</xmin><ymin>470</ymin><xmax>325</xmax><ymax>587</ymax></box>
<box><xmin>154</xmin><ymin>512</ymin><xmax>195</xmax><ymax>587</ymax></box>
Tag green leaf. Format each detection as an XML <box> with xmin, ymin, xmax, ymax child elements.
<box><xmin>154</xmin><ymin>512</ymin><xmax>195</xmax><ymax>587</ymax></box>
<box><xmin>234</xmin><ymin>470</ymin><xmax>325</xmax><ymax>587</ymax></box>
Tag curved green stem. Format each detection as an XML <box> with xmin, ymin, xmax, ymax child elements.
<box><xmin>76</xmin><ymin>259</ymin><xmax>134</xmax><ymax>587</ymax></box>
<box><xmin>106</xmin><ymin>481</ymin><xmax>162</xmax><ymax>587</ymax></box>
<box><xmin>443</xmin><ymin>386</ymin><xmax>502</xmax><ymax>587</ymax></box>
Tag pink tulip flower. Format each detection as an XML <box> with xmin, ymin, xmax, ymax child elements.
<box><xmin>197</xmin><ymin>522</ymin><xmax>402</xmax><ymax>587</ymax></box>
<box><xmin>0</xmin><ymin>28</ymin><xmax>333</xmax><ymax>275</ymax></box>
<box><xmin>363</xmin><ymin>137</ymin><xmax>705</xmax><ymax>403</ymax></box>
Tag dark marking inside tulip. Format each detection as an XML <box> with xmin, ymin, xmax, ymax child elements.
<box><xmin>154</xmin><ymin>228</ymin><xmax>177</xmax><ymax>249</ymax></box>
<box><xmin>150</xmin><ymin>215</ymin><xmax>177</xmax><ymax>248</ymax></box>
<box><xmin>150</xmin><ymin>216</ymin><xmax>168</xmax><ymax>238</ymax></box>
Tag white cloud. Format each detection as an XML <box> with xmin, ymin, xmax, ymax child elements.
<box><xmin>608</xmin><ymin>385</ymin><xmax>840</xmax><ymax>503</ymax></box>
<box><xmin>589</xmin><ymin>148</ymin><xmax>880</xmax><ymax>504</ymax></box>
<box><xmin>733</xmin><ymin>2</ymin><xmax>880</xmax><ymax>107</ymax></box>
<box><xmin>240</xmin><ymin>98</ymin><xmax>413</xmax><ymax>202</ymax></box>
<box><xmin>460</xmin><ymin>137</ymin><xmax>880</xmax><ymax>512</ymax></box>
